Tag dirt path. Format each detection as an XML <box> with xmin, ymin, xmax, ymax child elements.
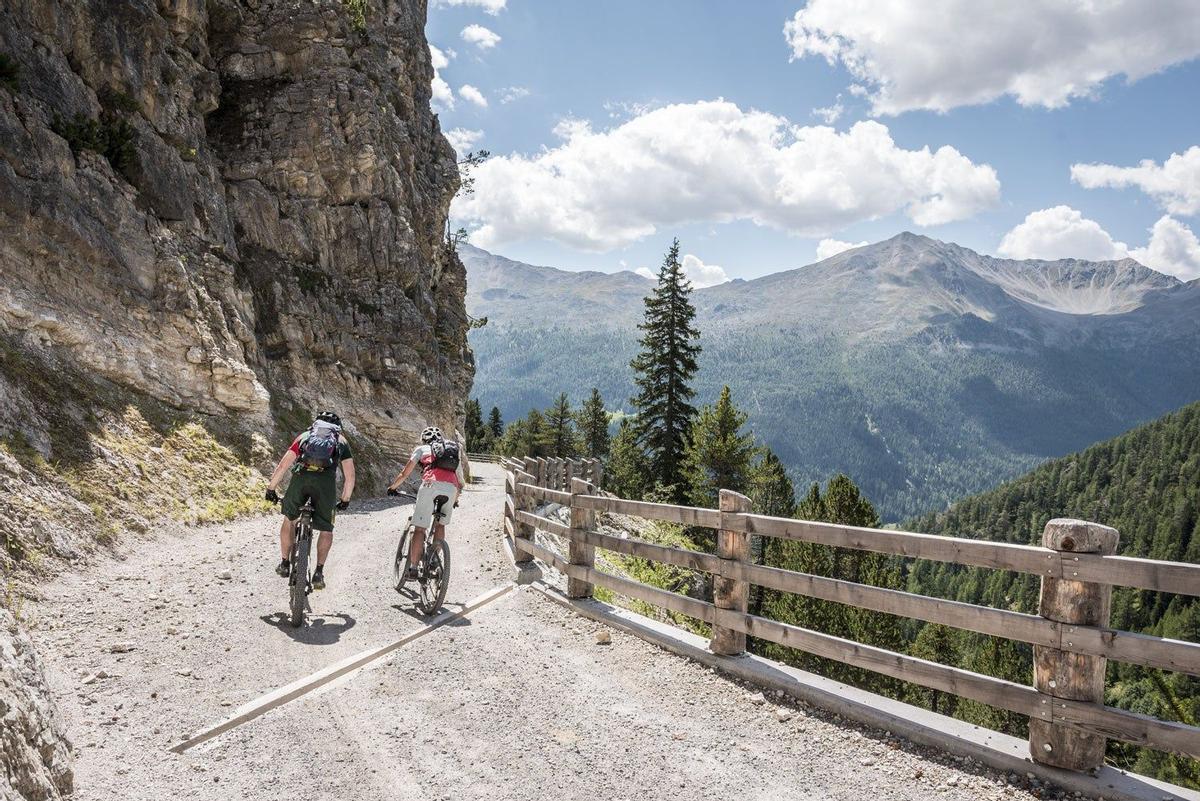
<box><xmin>27</xmin><ymin>463</ymin><xmax>1060</xmax><ymax>801</ymax></box>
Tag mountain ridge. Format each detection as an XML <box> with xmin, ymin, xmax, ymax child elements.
<box><xmin>464</xmin><ymin>233</ymin><xmax>1200</xmax><ymax>520</ymax></box>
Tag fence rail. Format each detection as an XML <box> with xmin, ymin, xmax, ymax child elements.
<box><xmin>501</xmin><ymin>456</ymin><xmax>1200</xmax><ymax>773</ymax></box>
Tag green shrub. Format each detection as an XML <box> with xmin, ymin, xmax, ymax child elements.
<box><xmin>50</xmin><ymin>112</ymin><xmax>137</xmax><ymax>173</ymax></box>
<box><xmin>342</xmin><ymin>0</ymin><xmax>367</xmax><ymax>33</ymax></box>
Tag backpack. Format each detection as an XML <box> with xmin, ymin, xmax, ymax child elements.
<box><xmin>430</xmin><ymin>439</ymin><xmax>460</xmax><ymax>471</ymax></box>
<box><xmin>298</xmin><ymin>426</ymin><xmax>340</xmax><ymax>471</ymax></box>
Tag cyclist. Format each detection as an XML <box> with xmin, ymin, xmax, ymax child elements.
<box><xmin>264</xmin><ymin>411</ymin><xmax>355</xmax><ymax>590</ymax></box>
<box><xmin>386</xmin><ymin>426</ymin><xmax>463</xmax><ymax>580</ymax></box>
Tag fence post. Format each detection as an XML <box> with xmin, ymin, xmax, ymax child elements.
<box><xmin>504</xmin><ymin>465</ymin><xmax>516</xmax><ymax>545</ymax></box>
<box><xmin>1030</xmin><ymin>518</ymin><xmax>1119</xmax><ymax>771</ymax></box>
<box><xmin>568</xmin><ymin>477</ymin><xmax>596</xmax><ymax>599</ymax></box>
<box><xmin>535</xmin><ymin>457</ymin><xmax>547</xmax><ymax>489</ymax></box>
<box><xmin>565</xmin><ymin>459</ymin><xmax>575</xmax><ymax>492</ymax></box>
<box><xmin>711</xmin><ymin>489</ymin><xmax>753</xmax><ymax>656</ymax></box>
<box><xmin>593</xmin><ymin>458</ymin><xmax>605</xmax><ymax>490</ymax></box>
<box><xmin>511</xmin><ymin>468</ymin><xmax>536</xmax><ymax>565</ymax></box>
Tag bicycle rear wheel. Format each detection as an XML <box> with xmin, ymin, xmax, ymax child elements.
<box><xmin>417</xmin><ymin>539</ymin><xmax>450</xmax><ymax>616</ymax></box>
<box><xmin>392</xmin><ymin>524</ymin><xmax>413</xmax><ymax>593</ymax></box>
<box><xmin>289</xmin><ymin>517</ymin><xmax>311</xmax><ymax>628</ymax></box>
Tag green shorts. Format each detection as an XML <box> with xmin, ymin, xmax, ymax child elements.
<box><xmin>282</xmin><ymin>469</ymin><xmax>339</xmax><ymax>532</ymax></box>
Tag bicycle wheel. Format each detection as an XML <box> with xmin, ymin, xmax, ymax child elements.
<box><xmin>417</xmin><ymin>540</ymin><xmax>450</xmax><ymax>616</ymax></box>
<box><xmin>289</xmin><ymin>516</ymin><xmax>310</xmax><ymax>628</ymax></box>
<box><xmin>392</xmin><ymin>523</ymin><xmax>413</xmax><ymax>593</ymax></box>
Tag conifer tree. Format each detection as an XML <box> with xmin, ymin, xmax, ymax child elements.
<box><xmin>525</xmin><ymin>408</ymin><xmax>552</xmax><ymax>458</ymax></box>
<box><xmin>749</xmin><ymin>448</ymin><xmax>796</xmax><ymax>518</ymax></box>
<box><xmin>545</xmin><ymin>392</ymin><xmax>580</xmax><ymax>457</ymax></box>
<box><xmin>464</xmin><ymin>398</ymin><xmax>486</xmax><ymax>452</ymax></box>
<box><xmin>909</xmin><ymin>624</ymin><xmax>960</xmax><ymax>716</ymax></box>
<box><xmin>577</xmin><ymin>388</ymin><xmax>611</xmax><ymax>460</ymax></box>
<box><xmin>630</xmin><ymin>238</ymin><xmax>701</xmax><ymax>500</ymax></box>
<box><xmin>487</xmin><ymin>406</ymin><xmax>504</xmax><ymax>442</ymax></box>
<box><xmin>607</xmin><ymin>419</ymin><xmax>646</xmax><ymax>499</ymax></box>
<box><xmin>681</xmin><ymin>385</ymin><xmax>757</xmax><ymax>508</ymax></box>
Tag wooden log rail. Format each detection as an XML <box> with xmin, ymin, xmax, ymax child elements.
<box><xmin>501</xmin><ymin>461</ymin><xmax>1200</xmax><ymax>772</ymax></box>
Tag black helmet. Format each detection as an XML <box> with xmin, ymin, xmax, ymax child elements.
<box><xmin>316</xmin><ymin>411</ymin><xmax>342</xmax><ymax>428</ymax></box>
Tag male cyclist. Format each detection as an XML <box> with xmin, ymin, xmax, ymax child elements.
<box><xmin>386</xmin><ymin>426</ymin><xmax>463</xmax><ymax>579</ymax></box>
<box><xmin>265</xmin><ymin>411</ymin><xmax>355</xmax><ymax>590</ymax></box>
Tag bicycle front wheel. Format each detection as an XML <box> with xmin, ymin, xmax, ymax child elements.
<box><xmin>289</xmin><ymin>519</ymin><xmax>311</xmax><ymax>628</ymax></box>
<box><xmin>417</xmin><ymin>540</ymin><xmax>450</xmax><ymax>616</ymax></box>
<box><xmin>392</xmin><ymin>524</ymin><xmax>413</xmax><ymax>593</ymax></box>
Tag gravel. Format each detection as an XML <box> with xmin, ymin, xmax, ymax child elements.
<box><xmin>24</xmin><ymin>464</ymin><xmax>1087</xmax><ymax>800</ymax></box>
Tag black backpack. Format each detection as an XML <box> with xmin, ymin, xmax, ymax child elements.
<box><xmin>431</xmin><ymin>440</ymin><xmax>460</xmax><ymax>471</ymax></box>
<box><xmin>298</xmin><ymin>427</ymin><xmax>340</xmax><ymax>471</ymax></box>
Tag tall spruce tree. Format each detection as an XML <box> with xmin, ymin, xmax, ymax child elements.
<box><xmin>577</xmin><ymin>388</ymin><xmax>611</xmax><ymax>460</ymax></box>
<box><xmin>630</xmin><ymin>238</ymin><xmax>701</xmax><ymax>500</ymax></box>
<box><xmin>464</xmin><ymin>398</ymin><xmax>486</xmax><ymax>452</ymax></box>
<box><xmin>607</xmin><ymin>419</ymin><xmax>645</xmax><ymax>499</ymax></box>
<box><xmin>487</xmin><ymin>406</ymin><xmax>504</xmax><ymax>441</ymax></box>
<box><xmin>681</xmin><ymin>385</ymin><xmax>757</xmax><ymax>508</ymax></box>
<box><xmin>545</xmin><ymin>393</ymin><xmax>580</xmax><ymax>458</ymax></box>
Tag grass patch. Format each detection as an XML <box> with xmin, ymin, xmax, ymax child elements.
<box><xmin>342</xmin><ymin>0</ymin><xmax>368</xmax><ymax>33</ymax></box>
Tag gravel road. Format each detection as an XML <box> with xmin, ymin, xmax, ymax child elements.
<box><xmin>25</xmin><ymin>463</ymin><xmax>1079</xmax><ymax>800</ymax></box>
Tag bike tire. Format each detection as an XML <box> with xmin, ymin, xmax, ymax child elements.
<box><xmin>417</xmin><ymin>539</ymin><xmax>450</xmax><ymax>616</ymax></box>
<box><xmin>289</xmin><ymin>516</ymin><xmax>310</xmax><ymax>628</ymax></box>
<box><xmin>392</xmin><ymin>524</ymin><xmax>413</xmax><ymax>593</ymax></box>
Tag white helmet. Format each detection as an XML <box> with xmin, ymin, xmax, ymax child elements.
<box><xmin>421</xmin><ymin>426</ymin><xmax>444</xmax><ymax>444</ymax></box>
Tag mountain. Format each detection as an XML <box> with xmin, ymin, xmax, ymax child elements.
<box><xmin>907</xmin><ymin>400</ymin><xmax>1200</xmax><ymax>787</ymax></box>
<box><xmin>463</xmin><ymin>235</ymin><xmax>1200</xmax><ymax>520</ymax></box>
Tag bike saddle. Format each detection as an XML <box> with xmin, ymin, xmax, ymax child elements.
<box><xmin>433</xmin><ymin>495</ymin><xmax>449</xmax><ymax>514</ymax></box>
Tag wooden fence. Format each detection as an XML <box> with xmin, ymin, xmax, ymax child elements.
<box><xmin>500</xmin><ymin>456</ymin><xmax>1200</xmax><ymax>773</ymax></box>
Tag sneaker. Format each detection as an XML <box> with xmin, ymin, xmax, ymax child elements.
<box><xmin>275</xmin><ymin>559</ymin><xmax>289</xmax><ymax>577</ymax></box>
<box><xmin>312</xmin><ymin>569</ymin><xmax>326</xmax><ymax>591</ymax></box>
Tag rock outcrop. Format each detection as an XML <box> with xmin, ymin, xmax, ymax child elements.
<box><xmin>0</xmin><ymin>0</ymin><xmax>472</xmax><ymax>468</ymax></box>
<box><xmin>0</xmin><ymin>2</ymin><xmax>472</xmax><ymax>794</ymax></box>
<box><xmin>0</xmin><ymin>608</ymin><xmax>73</xmax><ymax>800</ymax></box>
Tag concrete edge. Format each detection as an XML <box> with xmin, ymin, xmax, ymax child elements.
<box><xmin>528</xmin><ymin>582</ymin><xmax>1199</xmax><ymax>801</ymax></box>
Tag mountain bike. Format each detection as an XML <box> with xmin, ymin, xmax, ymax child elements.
<box><xmin>390</xmin><ymin>491</ymin><xmax>451</xmax><ymax>616</ymax></box>
<box><xmin>287</xmin><ymin>496</ymin><xmax>316</xmax><ymax>627</ymax></box>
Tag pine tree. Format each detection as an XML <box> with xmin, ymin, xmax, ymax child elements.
<box><xmin>909</xmin><ymin>624</ymin><xmax>960</xmax><ymax>716</ymax></box>
<box><xmin>464</xmin><ymin>398</ymin><xmax>486</xmax><ymax>452</ymax></box>
<box><xmin>630</xmin><ymin>238</ymin><xmax>701</xmax><ymax>500</ymax></box>
<box><xmin>545</xmin><ymin>392</ymin><xmax>580</xmax><ymax>458</ymax></box>
<box><xmin>577</xmin><ymin>388</ymin><xmax>611</xmax><ymax>460</ymax></box>
<box><xmin>607</xmin><ymin>419</ymin><xmax>646</xmax><ymax>500</ymax></box>
<box><xmin>488</xmin><ymin>406</ymin><xmax>504</xmax><ymax>442</ymax></box>
<box><xmin>681</xmin><ymin>385</ymin><xmax>757</xmax><ymax>508</ymax></box>
<box><xmin>749</xmin><ymin>448</ymin><xmax>796</xmax><ymax>518</ymax></box>
<box><xmin>525</xmin><ymin>408</ymin><xmax>552</xmax><ymax>457</ymax></box>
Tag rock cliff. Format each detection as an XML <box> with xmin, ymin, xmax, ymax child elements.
<box><xmin>0</xmin><ymin>2</ymin><xmax>471</xmax><ymax>794</ymax></box>
<box><xmin>0</xmin><ymin>0</ymin><xmax>471</xmax><ymax>470</ymax></box>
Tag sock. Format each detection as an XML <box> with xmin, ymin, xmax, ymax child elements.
<box><xmin>280</xmin><ymin>557</ymin><xmax>289</xmax><ymax>565</ymax></box>
<box><xmin>315</xmin><ymin>563</ymin><xmax>325</xmax><ymax>572</ymax></box>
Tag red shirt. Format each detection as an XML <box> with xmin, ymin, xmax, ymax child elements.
<box><xmin>411</xmin><ymin>444</ymin><xmax>462</xmax><ymax>487</ymax></box>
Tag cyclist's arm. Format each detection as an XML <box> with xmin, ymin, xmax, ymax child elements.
<box><xmin>267</xmin><ymin>450</ymin><xmax>298</xmax><ymax>493</ymax></box>
<box><xmin>340</xmin><ymin>458</ymin><xmax>355</xmax><ymax>502</ymax></box>
<box><xmin>388</xmin><ymin>457</ymin><xmax>417</xmax><ymax>492</ymax></box>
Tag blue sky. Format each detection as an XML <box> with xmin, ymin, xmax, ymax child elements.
<box><xmin>426</xmin><ymin>1</ymin><xmax>1200</xmax><ymax>282</ymax></box>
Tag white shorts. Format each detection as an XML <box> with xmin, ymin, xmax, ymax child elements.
<box><xmin>412</xmin><ymin>481</ymin><xmax>457</xmax><ymax>530</ymax></box>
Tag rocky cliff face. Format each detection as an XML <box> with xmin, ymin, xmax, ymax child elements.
<box><xmin>0</xmin><ymin>0</ymin><xmax>471</xmax><ymax>467</ymax></box>
<box><xmin>0</xmin><ymin>2</ymin><xmax>471</xmax><ymax>793</ymax></box>
<box><xmin>0</xmin><ymin>608</ymin><xmax>73</xmax><ymax>801</ymax></box>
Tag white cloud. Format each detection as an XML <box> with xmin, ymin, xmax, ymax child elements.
<box><xmin>430</xmin><ymin>44</ymin><xmax>455</xmax><ymax>111</ymax></box>
<box><xmin>459</xmin><ymin>84</ymin><xmax>488</xmax><ymax>108</ymax></box>
<box><xmin>500</xmin><ymin>86</ymin><xmax>530</xmax><ymax>104</ymax></box>
<box><xmin>633</xmin><ymin>254</ymin><xmax>729</xmax><ymax>288</ymax></box>
<box><xmin>998</xmin><ymin>206</ymin><xmax>1128</xmax><ymax>262</ymax></box>
<box><xmin>453</xmin><ymin>99</ymin><xmax>999</xmax><ymax>252</ymax></box>
<box><xmin>1129</xmin><ymin>216</ymin><xmax>1200</xmax><ymax>281</ymax></box>
<box><xmin>461</xmin><ymin>24</ymin><xmax>501</xmax><ymax>50</ymax></box>
<box><xmin>444</xmin><ymin>128</ymin><xmax>483</xmax><ymax>156</ymax></box>
<box><xmin>812</xmin><ymin>97</ymin><xmax>844</xmax><ymax>124</ymax></box>
<box><xmin>681</xmin><ymin>254</ymin><xmax>729</xmax><ymax>288</ymax></box>
<box><xmin>784</xmin><ymin>1</ymin><xmax>1200</xmax><ymax>115</ymax></box>
<box><xmin>432</xmin><ymin>0</ymin><xmax>505</xmax><ymax>14</ymax></box>
<box><xmin>997</xmin><ymin>207</ymin><xmax>1200</xmax><ymax>280</ymax></box>
<box><xmin>816</xmin><ymin>238</ymin><xmax>868</xmax><ymax>260</ymax></box>
<box><xmin>1072</xmin><ymin>147</ymin><xmax>1200</xmax><ymax>217</ymax></box>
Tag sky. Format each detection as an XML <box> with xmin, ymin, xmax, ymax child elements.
<box><xmin>426</xmin><ymin>0</ymin><xmax>1200</xmax><ymax>285</ymax></box>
